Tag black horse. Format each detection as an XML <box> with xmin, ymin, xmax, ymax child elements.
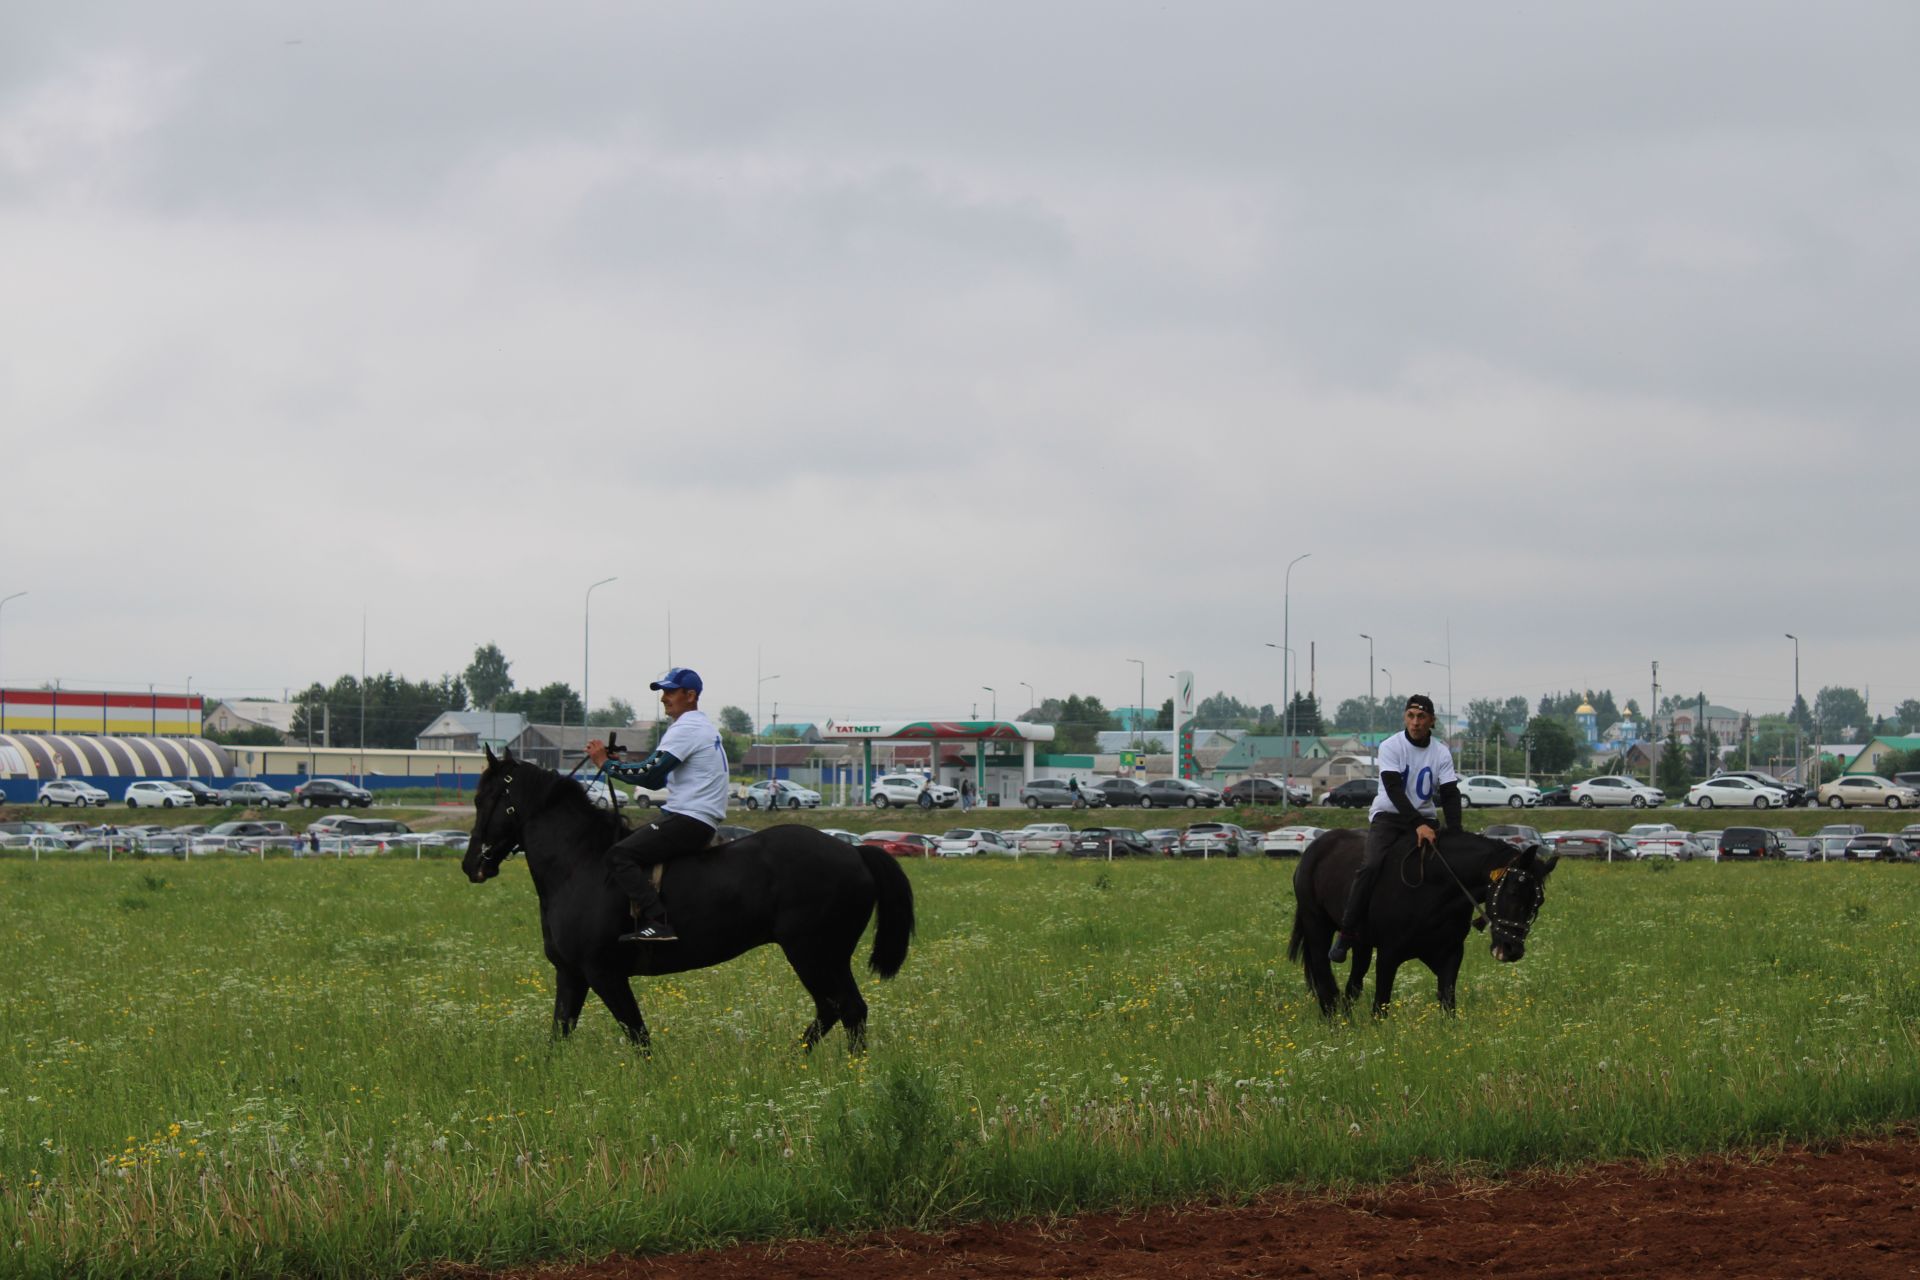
<box><xmin>1288</xmin><ymin>827</ymin><xmax>1556</xmax><ymax>1016</ymax></box>
<box><xmin>461</xmin><ymin>748</ymin><xmax>914</xmax><ymax>1051</ymax></box>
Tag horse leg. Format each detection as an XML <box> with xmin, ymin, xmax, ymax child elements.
<box><xmin>781</xmin><ymin>944</ymin><xmax>860</xmax><ymax>1052</ymax></box>
<box><xmin>1370</xmin><ymin>954</ymin><xmax>1404</xmax><ymax>1018</ymax></box>
<box><xmin>1432</xmin><ymin>943</ymin><xmax>1465</xmax><ymax>1014</ymax></box>
<box><xmin>551</xmin><ymin>966</ymin><xmax>589</xmax><ymax>1039</ymax></box>
<box><xmin>583</xmin><ymin>966</ymin><xmax>651</xmax><ymax>1050</ymax></box>
<box><xmin>1345</xmin><ymin>944</ymin><xmax>1374</xmax><ymax>1009</ymax></box>
<box><xmin>1301</xmin><ymin>935</ymin><xmax>1343</xmax><ymax>1017</ymax></box>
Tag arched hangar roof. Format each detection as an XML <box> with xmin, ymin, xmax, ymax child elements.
<box><xmin>0</xmin><ymin>734</ymin><xmax>234</xmax><ymax>781</ymax></box>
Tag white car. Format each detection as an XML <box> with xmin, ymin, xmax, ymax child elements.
<box><xmin>743</xmin><ymin>780</ymin><xmax>821</xmax><ymax>810</ymax></box>
<box><xmin>37</xmin><ymin>779</ymin><xmax>109</xmax><ymax>807</ymax></box>
<box><xmin>868</xmin><ymin>774</ymin><xmax>959</xmax><ymax>809</ymax></box>
<box><xmin>576</xmin><ymin>778</ymin><xmax>630</xmax><ymax>809</ymax></box>
<box><xmin>935</xmin><ymin>828</ymin><xmax>1018</xmax><ymax>856</ymax></box>
<box><xmin>1261</xmin><ymin>825</ymin><xmax>1325</xmax><ymax>856</ymax></box>
<box><xmin>1569</xmin><ymin>776</ymin><xmax>1666</xmax><ymax>809</ymax></box>
<box><xmin>1685</xmin><ymin>776</ymin><xmax>1790</xmax><ymax>810</ymax></box>
<box><xmin>124</xmin><ymin>780</ymin><xmax>200</xmax><ymax>809</ymax></box>
<box><xmin>1456</xmin><ymin>775</ymin><xmax>1541</xmax><ymax>808</ymax></box>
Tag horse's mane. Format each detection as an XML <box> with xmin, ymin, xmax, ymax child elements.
<box><xmin>508</xmin><ymin>758</ymin><xmax>631</xmax><ymax>847</ymax></box>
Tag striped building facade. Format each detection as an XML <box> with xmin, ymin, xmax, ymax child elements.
<box><xmin>0</xmin><ymin>734</ymin><xmax>232</xmax><ymax>782</ymax></box>
<box><xmin>0</xmin><ymin>688</ymin><xmax>203</xmax><ymax>737</ymax></box>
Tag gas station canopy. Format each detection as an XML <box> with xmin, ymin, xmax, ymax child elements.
<box><xmin>822</xmin><ymin>719</ymin><xmax>1054</xmax><ymax>743</ymax></box>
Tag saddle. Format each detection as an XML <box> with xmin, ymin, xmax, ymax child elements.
<box><xmin>643</xmin><ymin>827</ymin><xmax>730</xmax><ymax>891</ymax></box>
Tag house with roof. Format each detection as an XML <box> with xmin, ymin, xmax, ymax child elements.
<box><xmin>204</xmin><ymin>700</ymin><xmax>299</xmax><ymax>743</ymax></box>
<box><xmin>416</xmin><ymin>710</ymin><xmax>531</xmax><ymax>753</ymax></box>
<box><xmin>1094</xmin><ymin>729</ymin><xmax>1238</xmax><ymax>754</ymax></box>
<box><xmin>761</xmin><ymin>722</ymin><xmax>823</xmax><ymax>744</ymax></box>
<box><xmin>1656</xmin><ymin>703</ymin><xmax>1746</xmax><ymax>745</ymax></box>
<box><xmin>1842</xmin><ymin>735</ymin><xmax>1920</xmax><ymax>775</ymax></box>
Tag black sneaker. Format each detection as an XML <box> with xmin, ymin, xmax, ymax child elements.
<box><xmin>1327</xmin><ymin>933</ymin><xmax>1353</xmax><ymax>962</ymax></box>
<box><xmin>619</xmin><ymin>921</ymin><xmax>679</xmax><ymax>943</ymax></box>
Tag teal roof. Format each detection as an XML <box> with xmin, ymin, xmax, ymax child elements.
<box><xmin>1214</xmin><ymin>735</ymin><xmax>1331</xmax><ymax>768</ymax></box>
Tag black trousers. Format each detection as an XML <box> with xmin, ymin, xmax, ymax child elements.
<box><xmin>1337</xmin><ymin>813</ymin><xmax>1427</xmax><ymax>939</ymax></box>
<box><xmin>606</xmin><ymin>812</ymin><xmax>715</xmax><ymax>924</ymax></box>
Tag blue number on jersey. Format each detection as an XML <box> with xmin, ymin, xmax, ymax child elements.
<box><xmin>1414</xmin><ymin>766</ymin><xmax>1434</xmax><ymax>804</ymax></box>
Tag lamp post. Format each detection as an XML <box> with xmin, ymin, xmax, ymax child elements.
<box><xmin>1127</xmin><ymin>658</ymin><xmax>1145</xmax><ymax>739</ymax></box>
<box><xmin>583</xmin><ymin>577</ymin><xmax>616</xmax><ymax>737</ymax></box>
<box><xmin>0</xmin><ymin>591</ymin><xmax>24</xmax><ymax>694</ymax></box>
<box><xmin>982</xmin><ymin>686</ymin><xmax>996</xmax><ymax>722</ymax></box>
<box><xmin>1282</xmin><ymin>553</ymin><xmax>1312</xmax><ymax>737</ymax></box>
<box><xmin>1019</xmin><ymin>681</ymin><xmax>1034</xmax><ymax>712</ymax></box>
<box><xmin>1785</xmin><ymin>633</ymin><xmax>1801</xmax><ymax>785</ymax></box>
<box><xmin>1380</xmin><ymin>666</ymin><xmax>1394</xmax><ymax>707</ymax></box>
<box><xmin>1264</xmin><ymin>641</ymin><xmax>1294</xmax><ymax>725</ymax></box>
<box><xmin>1358</xmin><ymin>632</ymin><xmax>1375</xmax><ymax>736</ymax></box>
<box><xmin>1423</xmin><ymin>658</ymin><xmax>1451</xmax><ymax>745</ymax></box>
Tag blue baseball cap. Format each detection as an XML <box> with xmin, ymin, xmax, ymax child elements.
<box><xmin>650</xmin><ymin>667</ymin><xmax>703</xmax><ymax>694</ymax></box>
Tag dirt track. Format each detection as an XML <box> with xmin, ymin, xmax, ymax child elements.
<box><xmin>453</xmin><ymin>1133</ymin><xmax>1920</xmax><ymax>1280</ymax></box>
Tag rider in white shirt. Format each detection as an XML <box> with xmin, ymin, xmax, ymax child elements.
<box><xmin>587</xmin><ymin>667</ymin><xmax>731</xmax><ymax>943</ymax></box>
<box><xmin>1329</xmin><ymin>694</ymin><xmax>1463</xmax><ymax>962</ymax></box>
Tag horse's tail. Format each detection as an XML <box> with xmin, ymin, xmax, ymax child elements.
<box><xmin>859</xmin><ymin>844</ymin><xmax>915</xmax><ymax>979</ymax></box>
<box><xmin>1286</xmin><ymin>897</ymin><xmax>1306</xmax><ymax>963</ymax></box>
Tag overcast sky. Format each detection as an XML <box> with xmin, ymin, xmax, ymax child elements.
<box><xmin>4</xmin><ymin>2</ymin><xmax>1916</xmax><ymax>731</ymax></box>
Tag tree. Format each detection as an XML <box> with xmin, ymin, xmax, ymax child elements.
<box><xmin>1894</xmin><ymin>699</ymin><xmax>1920</xmax><ymax>735</ymax></box>
<box><xmin>717</xmin><ymin>705</ymin><xmax>754</xmax><ymax>735</ymax></box>
<box><xmin>1789</xmin><ymin>694</ymin><xmax>1813</xmax><ymax>734</ymax></box>
<box><xmin>288</xmin><ymin>671</ymin><xmax>468</xmax><ymax>748</ymax></box>
<box><xmin>464</xmin><ymin>643</ymin><xmax>514</xmax><ymax>707</ymax></box>
<box><xmin>1280</xmin><ymin>693</ymin><xmax>1323</xmax><ymax>737</ymax></box>
<box><xmin>1656</xmin><ymin>725</ymin><xmax>1693</xmax><ymax>793</ymax></box>
<box><xmin>205</xmin><ymin>724</ymin><xmax>284</xmax><ymax>747</ymax></box>
<box><xmin>1813</xmin><ymin>686</ymin><xmax>1868</xmax><ymax>743</ymax></box>
<box><xmin>588</xmin><ymin>696</ymin><xmax>638</xmax><ymax>727</ymax></box>
<box><xmin>498</xmin><ymin>682</ymin><xmax>584</xmax><ymax>724</ymax></box>
<box><xmin>1465</xmin><ymin>698</ymin><xmax>1507</xmax><ymax>741</ymax></box>
<box><xmin>1522</xmin><ymin>716</ymin><xmax>1577</xmax><ymax>773</ymax></box>
<box><xmin>1051</xmin><ymin>694</ymin><xmax>1117</xmax><ymax>754</ymax></box>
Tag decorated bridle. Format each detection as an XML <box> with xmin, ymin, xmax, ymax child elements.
<box><xmin>471</xmin><ymin>769</ymin><xmax>526</xmax><ymax>874</ymax></box>
<box><xmin>1483</xmin><ymin>858</ymin><xmax>1546</xmax><ymax>952</ymax></box>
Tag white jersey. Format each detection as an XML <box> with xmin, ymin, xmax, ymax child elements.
<box><xmin>656</xmin><ymin>709</ymin><xmax>730</xmax><ymax>827</ymax></box>
<box><xmin>1367</xmin><ymin>730</ymin><xmax>1458</xmax><ymax>822</ymax></box>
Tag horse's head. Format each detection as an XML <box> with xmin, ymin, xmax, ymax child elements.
<box><xmin>463</xmin><ymin>745</ymin><xmax>527</xmax><ymax>883</ymax></box>
<box><xmin>1485</xmin><ymin>843</ymin><xmax>1557</xmax><ymax>963</ymax></box>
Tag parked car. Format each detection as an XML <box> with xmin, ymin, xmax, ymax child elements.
<box><xmin>176</xmin><ymin>780</ymin><xmax>225</xmax><ymax>806</ymax></box>
<box><xmin>1139</xmin><ymin>828</ymin><xmax>1181</xmax><ymax>854</ymax></box>
<box><xmin>1624</xmin><ymin>822</ymin><xmax>1682</xmax><ymax>838</ymax></box>
<box><xmin>1536</xmin><ymin>785</ymin><xmax>1575</xmax><ymax>807</ymax></box>
<box><xmin>1177</xmin><ymin>822</ymin><xmax>1254</xmax><ymax>857</ymax></box>
<box><xmin>1012</xmin><ymin>822</ymin><xmax>1074</xmax><ymax>853</ymax></box>
<box><xmin>222</xmin><ymin>780</ymin><xmax>293</xmax><ymax>807</ymax></box>
<box><xmin>1817</xmin><ymin>775</ymin><xmax>1920</xmax><ymax>809</ymax></box>
<box><xmin>206</xmin><ymin>820</ymin><xmax>289</xmax><ymax>841</ymax></box>
<box><xmin>1483</xmin><ymin>823</ymin><xmax>1548</xmax><ymax>850</ymax></box>
<box><xmin>1712</xmin><ymin>770</ymin><xmax>1809</xmax><ymax>808</ymax></box>
<box><xmin>819</xmin><ymin>828</ymin><xmax>864</xmax><ymax>846</ymax></box>
<box><xmin>1549</xmin><ymin>829</ymin><xmax>1638</xmax><ymax>859</ymax></box>
<box><xmin>37</xmin><ymin>779</ymin><xmax>109</xmax><ymax>807</ymax></box>
<box><xmin>1892</xmin><ymin>773</ymin><xmax>1920</xmax><ymax>793</ymax></box>
<box><xmin>1806</xmin><ymin>834</ymin><xmax>1854</xmax><ymax>861</ymax></box>
<box><xmin>1260</xmin><ymin>825</ymin><xmax>1325</xmax><ymax>857</ymax></box>
<box><xmin>935</xmin><ymin>828</ymin><xmax>1018</xmax><ymax>857</ymax></box>
<box><xmin>124</xmin><ymin>780</ymin><xmax>200</xmax><ymax>810</ymax></box>
<box><xmin>1319</xmin><ymin>778</ymin><xmax>1380</xmax><ymax>808</ymax></box>
<box><xmin>1843</xmin><ymin>834</ymin><xmax>1917</xmax><ymax>862</ymax></box>
<box><xmin>1569</xmin><ymin>776</ymin><xmax>1666</xmax><ymax>808</ymax></box>
<box><xmin>1457</xmin><ymin>775</ymin><xmax>1542</xmax><ymax>808</ymax></box>
<box><xmin>1220</xmin><ymin>778</ymin><xmax>1309</xmax><ymax>806</ymax></box>
<box><xmin>1718</xmin><ymin>827</ymin><xmax>1785</xmax><ymax>860</ymax></box>
<box><xmin>1632</xmin><ymin>833</ymin><xmax>1696</xmax><ymax>860</ymax></box>
<box><xmin>577</xmin><ymin>778</ymin><xmax>630</xmax><ymax>809</ymax></box>
<box><xmin>1071</xmin><ymin>827</ymin><xmax>1158</xmax><ymax>858</ymax></box>
<box><xmin>330</xmin><ymin>817</ymin><xmax>412</xmax><ymax>838</ymax></box>
<box><xmin>1091</xmin><ymin>777</ymin><xmax>1150</xmax><ymax>807</ymax></box>
<box><xmin>1138</xmin><ymin>779</ymin><xmax>1221</xmax><ymax>809</ymax></box>
<box><xmin>860</xmin><ymin>831</ymin><xmax>939</xmax><ymax>858</ymax></box>
<box><xmin>743</xmin><ymin>780</ymin><xmax>821</xmax><ymax>810</ymax></box>
<box><xmin>293</xmin><ymin>778</ymin><xmax>373</xmax><ymax>809</ymax></box>
<box><xmin>868</xmin><ymin>774</ymin><xmax>959</xmax><ymax>809</ymax></box>
<box><xmin>1019</xmin><ymin>778</ymin><xmax>1105</xmax><ymax>809</ymax></box>
<box><xmin>1685</xmin><ymin>776</ymin><xmax>1790</xmax><ymax>810</ymax></box>
<box><xmin>1816</xmin><ymin>822</ymin><xmax>1867</xmax><ymax>838</ymax></box>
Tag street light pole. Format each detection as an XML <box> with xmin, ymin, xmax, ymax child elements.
<box><xmin>1785</xmin><ymin>633</ymin><xmax>1801</xmax><ymax>785</ymax></box>
<box><xmin>1358</xmin><ymin>632</ymin><xmax>1375</xmax><ymax>739</ymax></box>
<box><xmin>982</xmin><ymin>686</ymin><xmax>996</xmax><ymax>721</ymax></box>
<box><xmin>1380</xmin><ymin>666</ymin><xmax>1393</xmax><ymax>707</ymax></box>
<box><xmin>1127</xmin><ymin>658</ymin><xmax>1145</xmax><ymax>740</ymax></box>
<box><xmin>0</xmin><ymin>591</ymin><xmax>25</xmax><ymax>694</ymax></box>
<box><xmin>1282</xmin><ymin>553</ymin><xmax>1311</xmax><ymax>737</ymax></box>
<box><xmin>583</xmin><ymin>577</ymin><xmax>616</xmax><ymax>736</ymax></box>
<box><xmin>1423</xmin><ymin>658</ymin><xmax>1451</xmax><ymax>745</ymax></box>
<box><xmin>1019</xmin><ymin>681</ymin><xmax>1034</xmax><ymax>712</ymax></box>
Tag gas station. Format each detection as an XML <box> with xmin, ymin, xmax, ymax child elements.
<box><xmin>821</xmin><ymin>718</ymin><xmax>1057</xmax><ymax>801</ymax></box>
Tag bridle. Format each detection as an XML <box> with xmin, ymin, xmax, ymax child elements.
<box><xmin>471</xmin><ymin>770</ymin><xmax>526</xmax><ymax>874</ymax></box>
<box><xmin>1408</xmin><ymin>841</ymin><xmax>1545</xmax><ymax>949</ymax></box>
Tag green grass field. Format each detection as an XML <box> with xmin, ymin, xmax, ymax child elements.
<box><xmin>3</xmin><ymin>854</ymin><xmax>1917</xmax><ymax>1279</ymax></box>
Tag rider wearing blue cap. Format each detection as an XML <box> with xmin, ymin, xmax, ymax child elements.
<box><xmin>587</xmin><ymin>667</ymin><xmax>731</xmax><ymax>943</ymax></box>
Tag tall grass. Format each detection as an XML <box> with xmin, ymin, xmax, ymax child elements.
<box><xmin>1</xmin><ymin>856</ymin><xmax>1915</xmax><ymax>1278</ymax></box>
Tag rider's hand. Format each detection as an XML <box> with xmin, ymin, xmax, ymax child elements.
<box><xmin>586</xmin><ymin>738</ymin><xmax>608</xmax><ymax>767</ymax></box>
<box><xmin>1416</xmin><ymin>823</ymin><xmax>1438</xmax><ymax>849</ymax></box>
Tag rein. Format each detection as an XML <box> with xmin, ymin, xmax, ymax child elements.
<box><xmin>1402</xmin><ymin>839</ymin><xmax>1534</xmax><ymax>938</ymax></box>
